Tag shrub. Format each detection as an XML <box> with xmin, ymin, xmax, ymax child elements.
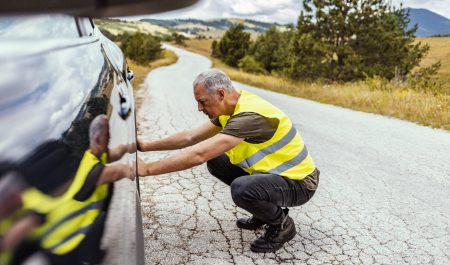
<box><xmin>120</xmin><ymin>32</ymin><xmax>163</xmax><ymax>65</ymax></box>
<box><xmin>238</xmin><ymin>55</ymin><xmax>266</xmax><ymax>74</ymax></box>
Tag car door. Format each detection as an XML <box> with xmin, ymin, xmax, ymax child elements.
<box><xmin>0</xmin><ymin>14</ymin><xmax>143</xmax><ymax>265</ymax></box>
<box><xmin>77</xmin><ymin>17</ymin><xmax>144</xmax><ymax>265</ymax></box>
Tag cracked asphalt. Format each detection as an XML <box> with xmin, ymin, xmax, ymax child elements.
<box><xmin>136</xmin><ymin>45</ymin><xmax>450</xmax><ymax>265</ymax></box>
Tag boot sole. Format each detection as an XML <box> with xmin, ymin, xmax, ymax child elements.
<box><xmin>250</xmin><ymin>232</ymin><xmax>296</xmax><ymax>253</ymax></box>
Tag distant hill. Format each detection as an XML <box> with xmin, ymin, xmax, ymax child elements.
<box><xmin>141</xmin><ymin>18</ymin><xmax>281</xmax><ymax>32</ymax></box>
<box><xmin>408</xmin><ymin>8</ymin><xmax>450</xmax><ymax>37</ymax></box>
<box><xmin>140</xmin><ymin>18</ymin><xmax>286</xmax><ymax>38</ymax></box>
<box><xmin>95</xmin><ymin>17</ymin><xmax>285</xmax><ymax>39</ymax></box>
<box><xmin>94</xmin><ymin>18</ymin><xmax>170</xmax><ymax>36</ymax></box>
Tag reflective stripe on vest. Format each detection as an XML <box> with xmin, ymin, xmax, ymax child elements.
<box><xmin>38</xmin><ymin>198</ymin><xmax>105</xmax><ymax>241</ymax></box>
<box><xmin>219</xmin><ymin>90</ymin><xmax>315</xmax><ymax>180</ymax></box>
<box><xmin>47</xmin><ymin>222</ymin><xmax>94</xmax><ymax>253</ymax></box>
<box><xmin>22</xmin><ymin>150</ymin><xmax>109</xmax><ymax>255</ymax></box>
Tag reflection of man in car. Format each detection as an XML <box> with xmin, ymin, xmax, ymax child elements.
<box><xmin>137</xmin><ymin>69</ymin><xmax>319</xmax><ymax>253</ymax></box>
<box><xmin>0</xmin><ymin>115</ymin><xmax>134</xmax><ymax>265</ymax></box>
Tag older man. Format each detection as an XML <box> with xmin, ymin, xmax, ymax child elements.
<box><xmin>138</xmin><ymin>69</ymin><xmax>319</xmax><ymax>253</ymax></box>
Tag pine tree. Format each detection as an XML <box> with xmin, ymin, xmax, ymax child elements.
<box><xmin>213</xmin><ymin>24</ymin><xmax>251</xmax><ymax>67</ymax></box>
<box><xmin>289</xmin><ymin>0</ymin><xmax>430</xmax><ymax>81</ymax></box>
<box><xmin>252</xmin><ymin>26</ymin><xmax>293</xmax><ymax>73</ymax></box>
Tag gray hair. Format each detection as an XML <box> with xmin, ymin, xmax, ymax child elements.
<box><xmin>193</xmin><ymin>69</ymin><xmax>235</xmax><ymax>94</ymax></box>
<box><xmin>89</xmin><ymin>114</ymin><xmax>108</xmax><ymax>143</ymax></box>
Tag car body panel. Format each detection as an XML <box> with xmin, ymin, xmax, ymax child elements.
<box><xmin>0</xmin><ymin>14</ymin><xmax>141</xmax><ymax>264</ymax></box>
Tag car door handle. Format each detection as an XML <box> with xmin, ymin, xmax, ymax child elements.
<box><xmin>127</xmin><ymin>69</ymin><xmax>134</xmax><ymax>81</ymax></box>
<box><xmin>118</xmin><ymin>92</ymin><xmax>131</xmax><ymax>120</ymax></box>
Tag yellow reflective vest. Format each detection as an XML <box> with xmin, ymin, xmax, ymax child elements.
<box><xmin>219</xmin><ymin>90</ymin><xmax>315</xmax><ymax>180</ymax></box>
<box><xmin>21</xmin><ymin>150</ymin><xmax>110</xmax><ymax>255</ymax></box>
<box><xmin>0</xmin><ymin>210</ymin><xmax>25</xmax><ymax>265</ymax></box>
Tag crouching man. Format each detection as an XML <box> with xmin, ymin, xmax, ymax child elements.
<box><xmin>138</xmin><ymin>69</ymin><xmax>319</xmax><ymax>253</ymax></box>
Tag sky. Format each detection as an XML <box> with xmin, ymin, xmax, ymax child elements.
<box><xmin>122</xmin><ymin>0</ymin><xmax>450</xmax><ymax>24</ymax></box>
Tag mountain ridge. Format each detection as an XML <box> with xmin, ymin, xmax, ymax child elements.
<box><xmin>96</xmin><ymin>7</ymin><xmax>450</xmax><ymax>38</ymax></box>
<box><xmin>408</xmin><ymin>8</ymin><xmax>450</xmax><ymax>37</ymax></box>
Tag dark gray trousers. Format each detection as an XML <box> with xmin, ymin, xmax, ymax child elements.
<box><xmin>206</xmin><ymin>154</ymin><xmax>316</xmax><ymax>225</ymax></box>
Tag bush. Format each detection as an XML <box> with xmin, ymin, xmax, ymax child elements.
<box><xmin>172</xmin><ymin>32</ymin><xmax>187</xmax><ymax>46</ymax></box>
<box><xmin>120</xmin><ymin>32</ymin><xmax>163</xmax><ymax>65</ymax></box>
<box><xmin>407</xmin><ymin>62</ymin><xmax>444</xmax><ymax>94</ymax></box>
<box><xmin>238</xmin><ymin>55</ymin><xmax>266</xmax><ymax>74</ymax></box>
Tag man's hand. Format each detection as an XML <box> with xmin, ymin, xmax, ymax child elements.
<box><xmin>108</xmin><ymin>143</ymin><xmax>130</xmax><ymax>163</ymax></box>
<box><xmin>128</xmin><ymin>162</ymin><xmax>137</xmax><ymax>181</ymax></box>
<box><xmin>97</xmin><ymin>164</ymin><xmax>131</xmax><ymax>185</ymax></box>
<box><xmin>137</xmin><ymin>140</ymin><xmax>148</xmax><ymax>152</ymax></box>
<box><xmin>137</xmin><ymin>158</ymin><xmax>148</xmax><ymax>176</ymax></box>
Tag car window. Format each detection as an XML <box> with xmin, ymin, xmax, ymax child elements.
<box><xmin>77</xmin><ymin>17</ymin><xmax>95</xmax><ymax>37</ymax></box>
<box><xmin>0</xmin><ymin>14</ymin><xmax>79</xmax><ymax>38</ymax></box>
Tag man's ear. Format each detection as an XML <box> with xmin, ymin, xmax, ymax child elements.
<box><xmin>217</xmin><ymin>89</ymin><xmax>225</xmax><ymax>101</ymax></box>
<box><xmin>94</xmin><ymin>133</ymin><xmax>102</xmax><ymax>146</ymax></box>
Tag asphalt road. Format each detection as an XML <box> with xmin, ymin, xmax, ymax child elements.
<box><xmin>136</xmin><ymin>45</ymin><xmax>450</xmax><ymax>265</ymax></box>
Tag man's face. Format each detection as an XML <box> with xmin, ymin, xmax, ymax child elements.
<box><xmin>194</xmin><ymin>85</ymin><xmax>223</xmax><ymax>118</ymax></box>
<box><xmin>97</xmin><ymin>120</ymin><xmax>110</xmax><ymax>151</ymax></box>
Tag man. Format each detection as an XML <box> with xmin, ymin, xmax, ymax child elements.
<box><xmin>138</xmin><ymin>69</ymin><xmax>319</xmax><ymax>253</ymax></box>
<box><xmin>1</xmin><ymin>115</ymin><xmax>134</xmax><ymax>264</ymax></box>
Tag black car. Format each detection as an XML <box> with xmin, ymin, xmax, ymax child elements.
<box><xmin>0</xmin><ymin>1</ymin><xmax>198</xmax><ymax>264</ymax></box>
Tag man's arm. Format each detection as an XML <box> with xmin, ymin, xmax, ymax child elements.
<box><xmin>97</xmin><ymin>164</ymin><xmax>133</xmax><ymax>185</ymax></box>
<box><xmin>108</xmin><ymin>141</ymin><xmax>138</xmax><ymax>163</ymax></box>
<box><xmin>74</xmin><ymin>162</ymin><xmax>133</xmax><ymax>201</ymax></box>
<box><xmin>138</xmin><ymin>133</ymin><xmax>243</xmax><ymax>176</ymax></box>
<box><xmin>138</xmin><ymin>121</ymin><xmax>221</xmax><ymax>152</ymax></box>
<box><xmin>0</xmin><ymin>213</ymin><xmax>44</xmax><ymax>252</ymax></box>
<box><xmin>108</xmin><ymin>144</ymin><xmax>129</xmax><ymax>163</ymax></box>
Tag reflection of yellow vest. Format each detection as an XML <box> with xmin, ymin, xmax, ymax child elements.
<box><xmin>21</xmin><ymin>151</ymin><xmax>109</xmax><ymax>255</ymax></box>
<box><xmin>219</xmin><ymin>90</ymin><xmax>315</xmax><ymax>180</ymax></box>
<box><xmin>0</xmin><ymin>218</ymin><xmax>14</xmax><ymax>264</ymax></box>
<box><xmin>0</xmin><ymin>210</ymin><xmax>25</xmax><ymax>265</ymax></box>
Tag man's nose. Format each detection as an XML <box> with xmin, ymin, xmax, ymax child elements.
<box><xmin>197</xmin><ymin>103</ymin><xmax>203</xmax><ymax>112</ymax></box>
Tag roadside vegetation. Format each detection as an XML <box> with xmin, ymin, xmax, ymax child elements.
<box><xmin>181</xmin><ymin>1</ymin><xmax>449</xmax><ymax>130</ymax></box>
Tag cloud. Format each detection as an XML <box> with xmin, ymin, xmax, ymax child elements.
<box><xmin>129</xmin><ymin>0</ymin><xmax>450</xmax><ymax>23</ymax></box>
<box><xmin>132</xmin><ymin>0</ymin><xmax>302</xmax><ymax>24</ymax></box>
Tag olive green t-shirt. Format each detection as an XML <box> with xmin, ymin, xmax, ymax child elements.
<box><xmin>210</xmin><ymin>112</ymin><xmax>278</xmax><ymax>143</ymax></box>
<box><xmin>210</xmin><ymin>112</ymin><xmax>319</xmax><ymax>190</ymax></box>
